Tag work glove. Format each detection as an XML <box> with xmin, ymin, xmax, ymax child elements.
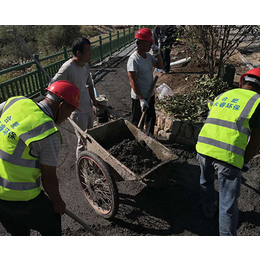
<box><xmin>152</xmin><ymin>44</ymin><xmax>160</xmax><ymax>56</ymax></box>
<box><xmin>140</xmin><ymin>99</ymin><xmax>149</xmax><ymax>112</ymax></box>
<box><xmin>242</xmin><ymin>164</ymin><xmax>250</xmax><ymax>172</ymax></box>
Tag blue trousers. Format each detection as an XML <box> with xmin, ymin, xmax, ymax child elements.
<box><xmin>197</xmin><ymin>153</ymin><xmax>241</xmax><ymax>236</ymax></box>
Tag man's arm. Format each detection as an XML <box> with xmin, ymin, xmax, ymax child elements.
<box><xmin>41</xmin><ymin>164</ymin><xmax>66</xmax><ymax>214</ymax></box>
<box><xmin>127</xmin><ymin>71</ymin><xmax>143</xmax><ymax>100</ymax></box>
<box><xmin>244</xmin><ymin>127</ymin><xmax>260</xmax><ymax>164</ymax></box>
<box><xmin>88</xmin><ymin>85</ymin><xmax>98</xmax><ymax>107</ymax></box>
<box><xmin>153</xmin><ymin>54</ymin><xmax>164</xmax><ymax>69</ymax></box>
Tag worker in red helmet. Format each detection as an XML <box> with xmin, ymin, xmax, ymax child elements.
<box><xmin>127</xmin><ymin>28</ymin><xmax>163</xmax><ymax>134</ymax></box>
<box><xmin>196</xmin><ymin>68</ymin><xmax>260</xmax><ymax>236</ymax></box>
<box><xmin>0</xmin><ymin>80</ymin><xmax>80</xmax><ymax>236</ymax></box>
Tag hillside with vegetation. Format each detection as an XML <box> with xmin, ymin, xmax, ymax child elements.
<box><xmin>0</xmin><ymin>25</ymin><xmax>131</xmax><ymax>70</ymax></box>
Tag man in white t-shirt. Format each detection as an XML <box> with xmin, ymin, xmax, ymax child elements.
<box><xmin>50</xmin><ymin>37</ymin><xmax>98</xmax><ymax>159</ymax></box>
<box><xmin>127</xmin><ymin>28</ymin><xmax>163</xmax><ymax>134</ymax></box>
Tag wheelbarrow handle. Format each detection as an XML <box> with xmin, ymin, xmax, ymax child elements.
<box><xmin>68</xmin><ymin>118</ymin><xmax>89</xmax><ymax>139</ymax></box>
<box><xmin>65</xmin><ymin>209</ymin><xmax>101</xmax><ymax>236</ymax></box>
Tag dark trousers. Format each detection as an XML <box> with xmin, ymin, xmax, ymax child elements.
<box><xmin>161</xmin><ymin>48</ymin><xmax>171</xmax><ymax>73</ymax></box>
<box><xmin>0</xmin><ymin>191</ymin><xmax>61</xmax><ymax>236</ymax></box>
<box><xmin>131</xmin><ymin>95</ymin><xmax>156</xmax><ymax>134</ymax></box>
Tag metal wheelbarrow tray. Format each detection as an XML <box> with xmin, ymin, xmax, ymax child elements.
<box><xmin>72</xmin><ymin>118</ymin><xmax>178</xmax><ymax>219</ymax></box>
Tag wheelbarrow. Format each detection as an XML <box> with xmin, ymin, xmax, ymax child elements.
<box><xmin>68</xmin><ymin>116</ymin><xmax>177</xmax><ymax>220</ymax></box>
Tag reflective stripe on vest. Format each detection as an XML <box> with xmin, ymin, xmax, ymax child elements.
<box><xmin>0</xmin><ymin>175</ymin><xmax>41</xmax><ymax>190</ymax></box>
<box><xmin>2</xmin><ymin>96</ymin><xmax>26</xmax><ymax>113</ymax></box>
<box><xmin>197</xmin><ymin>136</ymin><xmax>245</xmax><ymax>156</ymax></box>
<box><xmin>0</xmin><ymin>98</ymin><xmax>56</xmax><ymax>168</ymax></box>
<box><xmin>0</xmin><ymin>96</ymin><xmax>60</xmax><ymax>201</ymax></box>
<box><xmin>196</xmin><ymin>89</ymin><xmax>260</xmax><ymax>169</ymax></box>
<box><xmin>204</xmin><ymin>117</ymin><xmax>250</xmax><ymax>136</ymax></box>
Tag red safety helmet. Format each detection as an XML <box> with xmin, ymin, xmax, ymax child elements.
<box><xmin>240</xmin><ymin>68</ymin><xmax>260</xmax><ymax>86</ymax></box>
<box><xmin>46</xmin><ymin>80</ymin><xmax>80</xmax><ymax>111</ymax></box>
<box><xmin>135</xmin><ymin>28</ymin><xmax>153</xmax><ymax>43</ymax></box>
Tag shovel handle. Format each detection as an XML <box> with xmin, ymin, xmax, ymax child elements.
<box><xmin>65</xmin><ymin>209</ymin><xmax>101</xmax><ymax>236</ymax></box>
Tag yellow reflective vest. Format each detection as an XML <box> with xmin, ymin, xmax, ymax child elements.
<box><xmin>0</xmin><ymin>96</ymin><xmax>61</xmax><ymax>201</ymax></box>
<box><xmin>196</xmin><ymin>88</ymin><xmax>260</xmax><ymax>169</ymax></box>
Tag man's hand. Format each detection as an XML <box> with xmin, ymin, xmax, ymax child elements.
<box><xmin>93</xmin><ymin>98</ymin><xmax>98</xmax><ymax>107</ymax></box>
<box><xmin>41</xmin><ymin>164</ymin><xmax>66</xmax><ymax>214</ymax></box>
<box><xmin>140</xmin><ymin>99</ymin><xmax>149</xmax><ymax>112</ymax></box>
<box><xmin>152</xmin><ymin>44</ymin><xmax>160</xmax><ymax>56</ymax></box>
<box><xmin>53</xmin><ymin>199</ymin><xmax>66</xmax><ymax>214</ymax></box>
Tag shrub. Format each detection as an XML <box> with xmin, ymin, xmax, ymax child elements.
<box><xmin>156</xmin><ymin>75</ymin><xmax>232</xmax><ymax>124</ymax></box>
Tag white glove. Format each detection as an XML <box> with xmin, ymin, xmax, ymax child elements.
<box><xmin>140</xmin><ymin>99</ymin><xmax>149</xmax><ymax>112</ymax></box>
<box><xmin>152</xmin><ymin>44</ymin><xmax>160</xmax><ymax>56</ymax></box>
<box><xmin>242</xmin><ymin>164</ymin><xmax>250</xmax><ymax>172</ymax></box>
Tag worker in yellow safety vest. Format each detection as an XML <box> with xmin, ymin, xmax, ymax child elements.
<box><xmin>0</xmin><ymin>80</ymin><xmax>80</xmax><ymax>236</ymax></box>
<box><xmin>196</xmin><ymin>68</ymin><xmax>260</xmax><ymax>236</ymax></box>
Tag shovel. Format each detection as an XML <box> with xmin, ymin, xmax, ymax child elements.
<box><xmin>137</xmin><ymin>76</ymin><xmax>158</xmax><ymax>129</ymax></box>
<box><xmin>65</xmin><ymin>209</ymin><xmax>101</xmax><ymax>236</ymax></box>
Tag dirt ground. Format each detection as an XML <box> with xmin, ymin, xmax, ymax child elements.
<box><xmin>64</xmin><ymin>39</ymin><xmax>260</xmax><ymax>236</ymax></box>
<box><xmin>1</xmin><ymin>36</ymin><xmax>260</xmax><ymax>237</ymax></box>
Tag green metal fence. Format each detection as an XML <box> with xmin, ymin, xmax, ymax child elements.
<box><xmin>0</xmin><ymin>26</ymin><xmax>156</xmax><ymax>102</ymax></box>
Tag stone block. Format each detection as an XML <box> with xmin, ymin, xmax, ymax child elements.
<box><xmin>185</xmin><ymin>124</ymin><xmax>193</xmax><ymax>139</ymax></box>
<box><xmin>158</xmin><ymin>117</ymin><xmax>166</xmax><ymax>130</ymax></box>
<box><xmin>158</xmin><ymin>130</ymin><xmax>164</xmax><ymax>137</ymax></box>
<box><xmin>180</xmin><ymin>123</ymin><xmax>187</xmax><ymax>136</ymax></box>
<box><xmin>158</xmin><ymin>130</ymin><xmax>173</xmax><ymax>141</ymax></box>
<box><xmin>154</xmin><ymin>125</ymin><xmax>160</xmax><ymax>136</ymax></box>
<box><xmin>175</xmin><ymin>134</ymin><xmax>186</xmax><ymax>144</ymax></box>
<box><xmin>164</xmin><ymin>117</ymin><xmax>173</xmax><ymax>132</ymax></box>
<box><xmin>186</xmin><ymin>138</ymin><xmax>197</xmax><ymax>146</ymax></box>
<box><xmin>193</xmin><ymin>126</ymin><xmax>202</xmax><ymax>140</ymax></box>
<box><xmin>171</xmin><ymin>120</ymin><xmax>182</xmax><ymax>136</ymax></box>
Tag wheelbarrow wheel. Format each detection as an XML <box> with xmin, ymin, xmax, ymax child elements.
<box><xmin>77</xmin><ymin>151</ymin><xmax>119</xmax><ymax>219</ymax></box>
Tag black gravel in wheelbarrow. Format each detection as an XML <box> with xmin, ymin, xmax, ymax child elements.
<box><xmin>108</xmin><ymin>138</ymin><xmax>162</xmax><ymax>174</ymax></box>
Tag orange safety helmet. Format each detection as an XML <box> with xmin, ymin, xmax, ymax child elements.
<box><xmin>240</xmin><ymin>68</ymin><xmax>260</xmax><ymax>86</ymax></box>
<box><xmin>135</xmin><ymin>28</ymin><xmax>153</xmax><ymax>43</ymax></box>
<box><xmin>46</xmin><ymin>80</ymin><xmax>80</xmax><ymax>110</ymax></box>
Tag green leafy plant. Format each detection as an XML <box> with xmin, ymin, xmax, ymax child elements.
<box><xmin>156</xmin><ymin>75</ymin><xmax>231</xmax><ymax>124</ymax></box>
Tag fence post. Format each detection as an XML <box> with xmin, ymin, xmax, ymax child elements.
<box><xmin>34</xmin><ymin>54</ymin><xmax>45</xmax><ymax>96</ymax></box>
<box><xmin>99</xmin><ymin>36</ymin><xmax>103</xmax><ymax>62</ymax></box>
<box><xmin>117</xmin><ymin>31</ymin><xmax>120</xmax><ymax>51</ymax></box>
<box><xmin>63</xmin><ymin>46</ymin><xmax>68</xmax><ymax>60</ymax></box>
<box><xmin>133</xmin><ymin>25</ymin><xmax>139</xmax><ymax>36</ymax></box>
<box><xmin>109</xmin><ymin>32</ymin><xmax>112</xmax><ymax>56</ymax></box>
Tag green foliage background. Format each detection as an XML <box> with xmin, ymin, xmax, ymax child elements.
<box><xmin>0</xmin><ymin>25</ymin><xmax>116</xmax><ymax>70</ymax></box>
<box><xmin>156</xmin><ymin>75</ymin><xmax>232</xmax><ymax>124</ymax></box>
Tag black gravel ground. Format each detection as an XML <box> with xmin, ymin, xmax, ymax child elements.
<box><xmin>1</xmin><ymin>43</ymin><xmax>260</xmax><ymax>243</ymax></box>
